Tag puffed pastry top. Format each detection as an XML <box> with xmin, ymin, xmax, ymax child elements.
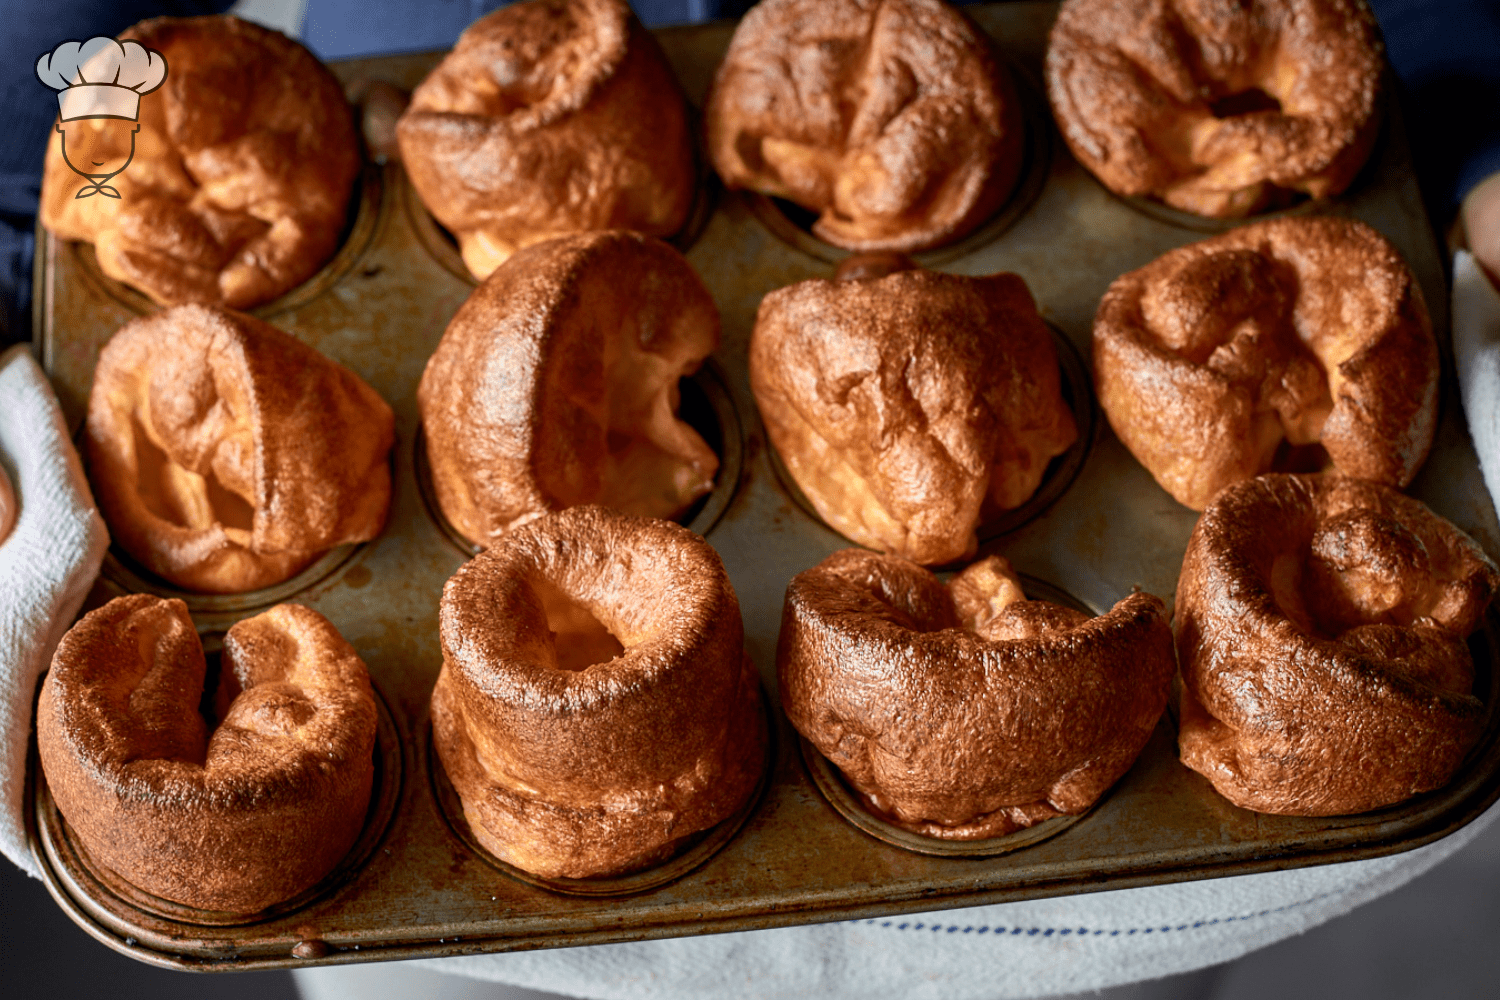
<box><xmin>1047</xmin><ymin>0</ymin><xmax>1383</xmax><ymax>217</ymax></box>
<box><xmin>86</xmin><ymin>304</ymin><xmax>394</xmax><ymax>593</ymax></box>
<box><xmin>1176</xmin><ymin>474</ymin><xmax>1499</xmax><ymax>815</ymax></box>
<box><xmin>397</xmin><ymin>0</ymin><xmax>696</xmax><ymax>279</ymax></box>
<box><xmin>779</xmin><ymin>550</ymin><xmax>1175</xmax><ymax>838</ymax></box>
<box><xmin>418</xmin><ymin>231</ymin><xmax>720</xmax><ymax>548</ymax></box>
<box><xmin>706</xmin><ymin>0</ymin><xmax>1024</xmax><ymax>252</ymax></box>
<box><xmin>1094</xmin><ymin>216</ymin><xmax>1436</xmax><ymax>510</ymax></box>
<box><xmin>41</xmin><ymin>16</ymin><xmax>361</xmax><ymax>309</ymax></box>
<box><xmin>751</xmin><ymin>263</ymin><xmax>1076</xmax><ymax>564</ymax></box>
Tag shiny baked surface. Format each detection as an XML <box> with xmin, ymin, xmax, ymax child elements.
<box><xmin>39</xmin><ymin>16</ymin><xmax>362</xmax><ymax>309</ymax></box>
<box><xmin>419</xmin><ymin>231</ymin><xmax>720</xmax><ymax>549</ymax></box>
<box><xmin>85</xmin><ymin>304</ymin><xmax>394</xmax><ymax>593</ymax></box>
<box><xmin>1093</xmin><ymin>216</ymin><xmax>1437</xmax><ymax>511</ymax></box>
<box><xmin>397</xmin><ymin>0</ymin><xmax>695</xmax><ymax>280</ymax></box>
<box><xmin>37</xmin><ymin>596</ymin><xmax>377</xmax><ymax>913</ymax></box>
<box><xmin>779</xmin><ymin>549</ymin><xmax>1175</xmax><ymax>838</ymax></box>
<box><xmin>1046</xmin><ymin>0</ymin><xmax>1383</xmax><ymax>217</ymax></box>
<box><xmin>706</xmin><ymin>0</ymin><xmax>1024</xmax><ymax>252</ymax></box>
<box><xmin>431</xmin><ymin>506</ymin><xmax>765</xmax><ymax>879</ymax></box>
<box><xmin>1177</xmin><ymin>474</ymin><xmax>1500</xmax><ymax>816</ymax></box>
<box><xmin>751</xmin><ymin>260</ymin><xmax>1076</xmax><ymax>564</ymax></box>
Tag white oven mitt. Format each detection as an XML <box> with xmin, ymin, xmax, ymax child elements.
<box><xmin>0</xmin><ymin>344</ymin><xmax>109</xmax><ymax>879</ymax></box>
<box><xmin>295</xmin><ymin>251</ymin><xmax>1496</xmax><ymax>999</ymax></box>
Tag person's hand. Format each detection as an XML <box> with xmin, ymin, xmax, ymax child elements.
<box><xmin>1462</xmin><ymin>170</ymin><xmax>1500</xmax><ymax>290</ymax></box>
<box><xmin>0</xmin><ymin>463</ymin><xmax>14</xmax><ymax>546</ymax></box>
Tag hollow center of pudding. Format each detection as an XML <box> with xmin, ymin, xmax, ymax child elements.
<box><xmin>1209</xmin><ymin>88</ymin><xmax>1283</xmax><ymax>119</ymax></box>
<box><xmin>530</xmin><ymin>577</ymin><xmax>625</xmax><ymax>672</ymax></box>
<box><xmin>131</xmin><ymin>418</ymin><xmax>255</xmax><ymax>534</ymax></box>
<box><xmin>947</xmin><ymin>555</ymin><xmax>1090</xmax><ymax>642</ymax></box>
<box><xmin>590</xmin><ymin>316</ymin><xmax>719</xmax><ymax>521</ymax></box>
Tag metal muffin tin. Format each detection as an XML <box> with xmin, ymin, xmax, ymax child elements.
<box><xmin>27</xmin><ymin>2</ymin><xmax>1500</xmax><ymax>972</ymax></box>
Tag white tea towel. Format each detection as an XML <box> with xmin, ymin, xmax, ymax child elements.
<box><xmin>0</xmin><ymin>344</ymin><xmax>109</xmax><ymax>879</ymax></box>
<box><xmin>1454</xmin><ymin>249</ymin><xmax>1500</xmax><ymax>514</ymax></box>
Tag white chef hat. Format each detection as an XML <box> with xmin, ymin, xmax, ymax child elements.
<box><xmin>35</xmin><ymin>37</ymin><xmax>168</xmax><ymax>122</ymax></box>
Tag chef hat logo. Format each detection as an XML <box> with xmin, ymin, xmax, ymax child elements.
<box><xmin>36</xmin><ymin>37</ymin><xmax>168</xmax><ymax>122</ymax></box>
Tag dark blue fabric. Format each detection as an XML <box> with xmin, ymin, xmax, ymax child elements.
<box><xmin>303</xmin><ymin>1</ymin><xmax>755</xmax><ymax>58</ymax></box>
<box><xmin>1369</xmin><ymin>0</ymin><xmax>1500</xmax><ymax>219</ymax></box>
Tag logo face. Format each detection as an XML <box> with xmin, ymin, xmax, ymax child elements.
<box><xmin>36</xmin><ymin>37</ymin><xmax>169</xmax><ymax>199</ymax></box>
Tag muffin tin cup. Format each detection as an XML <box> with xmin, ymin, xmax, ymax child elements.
<box><xmin>798</xmin><ymin>575</ymin><xmax>1107</xmax><ymax>859</ymax></box>
<box><xmin>25</xmin><ymin>3</ymin><xmax>1500</xmax><ymax>971</ymax></box>
<box><xmin>426</xmin><ymin>685</ymin><xmax>775</xmax><ymax>898</ymax></box>
<box><xmin>33</xmin><ymin>677</ymin><xmax>403</xmax><ymax>930</ymax></box>
<box><xmin>763</xmin><ymin>322</ymin><xmax>1096</xmax><ymax>557</ymax></box>
<box><xmin>96</xmin><ymin>541</ymin><xmax>367</xmax><ymax>620</ymax></box>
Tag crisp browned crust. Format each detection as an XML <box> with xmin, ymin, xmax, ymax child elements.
<box><xmin>418</xmin><ymin>231</ymin><xmax>719</xmax><ymax>548</ymax></box>
<box><xmin>705</xmin><ymin>0</ymin><xmax>1023</xmax><ymax>252</ymax></box>
<box><xmin>1093</xmin><ymin>216</ymin><xmax>1436</xmax><ymax>511</ymax></box>
<box><xmin>39</xmin><ymin>16</ymin><xmax>361</xmax><ymax>308</ymax></box>
<box><xmin>85</xmin><ymin>304</ymin><xmax>394</xmax><ymax>593</ymax></box>
<box><xmin>750</xmin><ymin>265</ymin><xmax>1076</xmax><ymax>564</ymax></box>
<box><xmin>396</xmin><ymin>0</ymin><xmax>695</xmax><ymax>280</ymax></box>
<box><xmin>37</xmin><ymin>596</ymin><xmax>377</xmax><ymax>913</ymax></box>
<box><xmin>1046</xmin><ymin>0</ymin><xmax>1383</xmax><ymax>217</ymax></box>
<box><xmin>779</xmin><ymin>550</ymin><xmax>1175</xmax><ymax>838</ymax></box>
<box><xmin>431</xmin><ymin>506</ymin><xmax>765</xmax><ymax>879</ymax></box>
<box><xmin>1176</xmin><ymin>474</ymin><xmax>1499</xmax><ymax>816</ymax></box>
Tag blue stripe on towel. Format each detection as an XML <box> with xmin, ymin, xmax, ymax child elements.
<box><xmin>855</xmin><ymin>892</ymin><xmax>1336</xmax><ymax>937</ymax></box>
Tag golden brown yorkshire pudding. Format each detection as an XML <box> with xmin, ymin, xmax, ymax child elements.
<box><xmin>86</xmin><ymin>304</ymin><xmax>394</xmax><ymax>593</ymax></box>
<box><xmin>40</xmin><ymin>16</ymin><xmax>361</xmax><ymax>309</ymax></box>
<box><xmin>1177</xmin><ymin>474</ymin><xmax>1499</xmax><ymax>816</ymax></box>
<box><xmin>37</xmin><ymin>596</ymin><xmax>377</xmax><ymax>913</ymax></box>
<box><xmin>396</xmin><ymin>0</ymin><xmax>696</xmax><ymax>281</ymax></box>
<box><xmin>419</xmin><ymin>231</ymin><xmax>719</xmax><ymax>549</ymax></box>
<box><xmin>705</xmin><ymin>0</ymin><xmax>1023</xmax><ymax>252</ymax></box>
<box><xmin>779</xmin><ymin>550</ymin><xmax>1174</xmax><ymax>839</ymax></box>
<box><xmin>431</xmin><ymin>506</ymin><xmax>766</xmax><ymax>879</ymax></box>
<box><xmin>1094</xmin><ymin>217</ymin><xmax>1436</xmax><ymax>511</ymax></box>
<box><xmin>1046</xmin><ymin>0</ymin><xmax>1383</xmax><ymax>217</ymax></box>
<box><xmin>750</xmin><ymin>260</ymin><xmax>1077</xmax><ymax>565</ymax></box>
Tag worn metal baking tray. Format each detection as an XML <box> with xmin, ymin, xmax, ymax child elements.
<box><xmin>27</xmin><ymin>2</ymin><xmax>1500</xmax><ymax>972</ymax></box>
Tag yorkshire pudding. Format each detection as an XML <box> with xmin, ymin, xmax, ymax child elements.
<box><xmin>396</xmin><ymin>0</ymin><xmax>696</xmax><ymax>280</ymax></box>
<box><xmin>705</xmin><ymin>0</ymin><xmax>1023</xmax><ymax>252</ymax></box>
<box><xmin>40</xmin><ymin>16</ymin><xmax>361</xmax><ymax>309</ymax></box>
<box><xmin>86</xmin><ymin>304</ymin><xmax>394</xmax><ymax>593</ymax></box>
<box><xmin>419</xmin><ymin>231</ymin><xmax>719</xmax><ymax>548</ymax></box>
<box><xmin>1177</xmin><ymin>474</ymin><xmax>1499</xmax><ymax>816</ymax></box>
<box><xmin>1046</xmin><ymin>0</ymin><xmax>1383</xmax><ymax>217</ymax></box>
<box><xmin>1094</xmin><ymin>217</ymin><xmax>1436</xmax><ymax>511</ymax></box>
<box><xmin>431</xmin><ymin>506</ymin><xmax>765</xmax><ymax>879</ymax></box>
<box><xmin>779</xmin><ymin>550</ymin><xmax>1174</xmax><ymax>838</ymax></box>
<box><xmin>750</xmin><ymin>260</ymin><xmax>1077</xmax><ymax>564</ymax></box>
<box><xmin>37</xmin><ymin>596</ymin><xmax>377</xmax><ymax>913</ymax></box>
